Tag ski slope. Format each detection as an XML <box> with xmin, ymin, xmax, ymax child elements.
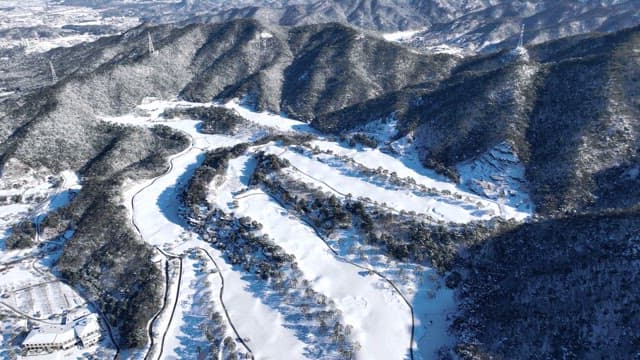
<box><xmin>112</xmin><ymin>111</ymin><xmax>310</xmax><ymax>360</ymax></box>
<box><xmin>235</xmin><ymin>188</ymin><xmax>412</xmax><ymax>359</ymax></box>
<box><xmin>101</xmin><ymin>97</ymin><xmax>533</xmax><ymax>359</ymax></box>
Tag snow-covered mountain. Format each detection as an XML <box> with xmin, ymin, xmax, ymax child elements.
<box><xmin>406</xmin><ymin>0</ymin><xmax>640</xmax><ymax>53</ymax></box>
<box><xmin>0</xmin><ymin>3</ymin><xmax>639</xmax><ymax>360</ymax></box>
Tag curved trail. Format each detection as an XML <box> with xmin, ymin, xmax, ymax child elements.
<box><xmin>128</xmin><ymin>139</ymin><xmax>189</xmax><ymax>360</ymax></box>
<box><xmin>155</xmin><ymin>251</ymin><xmax>183</xmax><ymax>360</ymax></box>
<box><xmin>234</xmin><ymin>189</ymin><xmax>416</xmax><ymax>360</ymax></box>
<box><xmin>127</xmin><ymin>133</ymin><xmax>252</xmax><ymax>359</ymax></box>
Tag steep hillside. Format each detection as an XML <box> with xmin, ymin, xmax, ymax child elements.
<box><xmin>316</xmin><ymin>26</ymin><xmax>640</xmax><ymax>215</ymax></box>
<box><xmin>281</xmin><ymin>23</ymin><xmax>455</xmax><ymax>120</ymax></box>
<box><xmin>455</xmin><ymin>208</ymin><xmax>640</xmax><ymax>359</ymax></box>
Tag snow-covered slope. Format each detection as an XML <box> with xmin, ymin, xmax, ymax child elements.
<box><xmin>93</xmin><ymin>97</ymin><xmax>532</xmax><ymax>359</ymax></box>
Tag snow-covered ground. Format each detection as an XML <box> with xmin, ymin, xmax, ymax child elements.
<box><xmin>161</xmin><ymin>250</ymin><xmax>241</xmax><ymax>360</ymax></box>
<box><xmin>262</xmin><ymin>143</ymin><xmax>528</xmax><ymax>222</ymax></box>
<box><xmin>0</xmin><ymin>0</ymin><xmax>139</xmax><ymax>54</ymax></box>
<box><xmin>212</xmin><ymin>153</ymin><xmax>416</xmax><ymax>358</ymax></box>
<box><xmin>383</xmin><ymin>29</ymin><xmax>426</xmax><ymax>42</ymax></box>
<box><xmin>457</xmin><ymin>142</ymin><xmax>533</xmax><ymax>213</ymax></box>
<box><xmin>223</xmin><ymin>101</ymin><xmax>316</xmax><ymax>134</ymax></box>
<box><xmin>99</xmin><ymin>97</ymin><xmax>534</xmax><ymax>359</ymax></box>
<box><xmin>234</xmin><ymin>188</ymin><xmax>412</xmax><ymax>359</ymax></box>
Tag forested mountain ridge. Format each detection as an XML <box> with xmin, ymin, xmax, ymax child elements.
<box><xmin>316</xmin><ymin>25</ymin><xmax>640</xmax><ymax>216</ymax></box>
<box><xmin>1</xmin><ymin>14</ymin><xmax>639</xmax><ymax>358</ymax></box>
<box><xmin>52</xmin><ymin>0</ymin><xmax>640</xmax><ymax>53</ymax></box>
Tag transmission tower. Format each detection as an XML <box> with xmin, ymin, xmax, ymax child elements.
<box><xmin>148</xmin><ymin>32</ymin><xmax>155</xmax><ymax>55</ymax></box>
<box><xmin>49</xmin><ymin>60</ymin><xmax>57</xmax><ymax>83</ymax></box>
<box><xmin>517</xmin><ymin>24</ymin><xmax>525</xmax><ymax>49</ymax></box>
<box><xmin>43</xmin><ymin>0</ymin><xmax>49</xmax><ymax>25</ymax></box>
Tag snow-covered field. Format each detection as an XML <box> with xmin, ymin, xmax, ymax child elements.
<box><xmin>233</xmin><ymin>188</ymin><xmax>412</xmax><ymax>359</ymax></box>
<box><xmin>383</xmin><ymin>29</ymin><xmax>426</xmax><ymax>42</ymax></box>
<box><xmin>0</xmin><ymin>0</ymin><xmax>139</xmax><ymax>54</ymax></box>
<box><xmin>98</xmin><ymin>97</ymin><xmax>534</xmax><ymax>359</ymax></box>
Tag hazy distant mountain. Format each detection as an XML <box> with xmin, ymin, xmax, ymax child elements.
<box><xmin>50</xmin><ymin>0</ymin><xmax>640</xmax><ymax>53</ymax></box>
<box><xmin>407</xmin><ymin>0</ymin><xmax>640</xmax><ymax>52</ymax></box>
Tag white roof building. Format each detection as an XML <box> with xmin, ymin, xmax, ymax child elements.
<box><xmin>21</xmin><ymin>314</ymin><xmax>102</xmax><ymax>355</ymax></box>
<box><xmin>74</xmin><ymin>314</ymin><xmax>101</xmax><ymax>347</ymax></box>
<box><xmin>22</xmin><ymin>323</ymin><xmax>76</xmax><ymax>352</ymax></box>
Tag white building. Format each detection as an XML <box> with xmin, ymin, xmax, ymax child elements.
<box><xmin>21</xmin><ymin>314</ymin><xmax>102</xmax><ymax>355</ymax></box>
<box><xmin>21</xmin><ymin>324</ymin><xmax>76</xmax><ymax>353</ymax></box>
<box><xmin>74</xmin><ymin>315</ymin><xmax>101</xmax><ymax>347</ymax></box>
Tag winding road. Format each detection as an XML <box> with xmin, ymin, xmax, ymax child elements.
<box><xmin>126</xmin><ymin>129</ymin><xmax>253</xmax><ymax>359</ymax></box>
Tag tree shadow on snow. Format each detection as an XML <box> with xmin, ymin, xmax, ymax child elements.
<box><xmin>155</xmin><ymin>153</ymin><xmax>206</xmax><ymax>227</ymax></box>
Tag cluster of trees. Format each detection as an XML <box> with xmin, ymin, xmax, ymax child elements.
<box><xmin>454</xmin><ymin>208</ymin><xmax>640</xmax><ymax>359</ymax></box>
<box><xmin>187</xmin><ymin>208</ymin><xmax>359</xmax><ymax>357</ymax></box>
<box><xmin>253</xmin><ymin>133</ymin><xmax>316</xmax><ymax>147</ymax></box>
<box><xmin>305</xmin><ymin>147</ymin><xmax>466</xmax><ymax>203</ymax></box>
<box><xmin>182</xmin><ymin>143</ymin><xmax>249</xmax><ymax>215</ymax></box>
<box><xmin>5</xmin><ymin>220</ymin><xmax>36</xmax><ymax>249</ymax></box>
<box><xmin>341</xmin><ymin>133</ymin><xmax>378</xmax><ymax>148</ymax></box>
<box><xmin>34</xmin><ymin>123</ymin><xmax>191</xmax><ymax>348</ymax></box>
<box><xmin>55</xmin><ymin>184</ymin><xmax>162</xmax><ymax>348</ymax></box>
<box><xmin>250</xmin><ymin>153</ymin><xmax>493</xmax><ymax>271</ymax></box>
<box><xmin>203</xmin><ymin>209</ymin><xmax>297</xmax><ymax>280</ymax></box>
<box><xmin>249</xmin><ymin>151</ymin><xmax>291</xmax><ymax>186</ymax></box>
<box><xmin>162</xmin><ymin>106</ymin><xmax>247</xmax><ymax>135</ymax></box>
<box><xmin>181</xmin><ymin>148</ymin><xmax>360</xmax><ymax>358</ymax></box>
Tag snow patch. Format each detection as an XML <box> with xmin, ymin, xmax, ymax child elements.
<box><xmin>457</xmin><ymin>142</ymin><xmax>534</xmax><ymax>215</ymax></box>
<box><xmin>223</xmin><ymin>100</ymin><xmax>316</xmax><ymax>134</ymax></box>
<box><xmin>383</xmin><ymin>28</ymin><xmax>425</xmax><ymax>42</ymax></box>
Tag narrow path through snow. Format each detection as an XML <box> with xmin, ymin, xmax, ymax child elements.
<box><xmin>120</xmin><ymin>118</ymin><xmax>308</xmax><ymax>359</ymax></box>
<box><xmin>105</xmin><ymin>98</ymin><xmax>532</xmax><ymax>359</ymax></box>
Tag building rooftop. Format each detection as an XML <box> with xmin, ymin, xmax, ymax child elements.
<box><xmin>22</xmin><ymin>314</ymin><xmax>101</xmax><ymax>350</ymax></box>
<box><xmin>74</xmin><ymin>314</ymin><xmax>100</xmax><ymax>339</ymax></box>
<box><xmin>22</xmin><ymin>323</ymin><xmax>75</xmax><ymax>346</ymax></box>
